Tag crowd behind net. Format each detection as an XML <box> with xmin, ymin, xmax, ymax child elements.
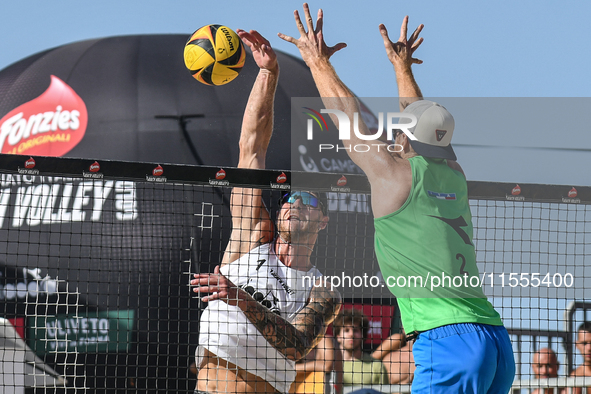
<box><xmin>0</xmin><ymin>153</ymin><xmax>589</xmax><ymax>393</ymax></box>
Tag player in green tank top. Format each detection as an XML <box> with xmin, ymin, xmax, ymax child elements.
<box><xmin>374</xmin><ymin>154</ymin><xmax>503</xmax><ymax>333</ymax></box>
<box><xmin>281</xmin><ymin>4</ymin><xmax>515</xmax><ymax>392</ymax></box>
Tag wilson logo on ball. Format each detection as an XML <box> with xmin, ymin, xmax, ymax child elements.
<box><xmin>183</xmin><ymin>24</ymin><xmax>246</xmax><ymax>86</ymax></box>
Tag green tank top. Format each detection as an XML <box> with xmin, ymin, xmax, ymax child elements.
<box><xmin>374</xmin><ymin>156</ymin><xmax>502</xmax><ymax>333</ymax></box>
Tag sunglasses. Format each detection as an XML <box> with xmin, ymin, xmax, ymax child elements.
<box><xmin>279</xmin><ymin>192</ymin><xmax>323</xmax><ymax>211</ymax></box>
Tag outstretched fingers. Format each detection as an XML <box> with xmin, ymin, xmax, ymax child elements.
<box><xmin>277</xmin><ymin>31</ymin><xmax>296</xmax><ymax>44</ymax></box>
<box><xmin>379</xmin><ymin>23</ymin><xmax>393</xmax><ymax>48</ymax></box>
<box><xmin>191</xmin><ymin>265</ymin><xmax>224</xmax><ymax>302</ymax></box>
<box><xmin>328</xmin><ymin>41</ymin><xmax>347</xmax><ymax>57</ymax></box>
<box><xmin>399</xmin><ymin>15</ymin><xmax>409</xmax><ymax>44</ymax></box>
<box><xmin>238</xmin><ymin>29</ymin><xmax>277</xmax><ymax>70</ymax></box>
<box><xmin>236</xmin><ymin>29</ymin><xmax>256</xmax><ymax>49</ymax></box>
<box><xmin>303</xmin><ymin>3</ymin><xmax>316</xmax><ymax>34</ymax></box>
<box><xmin>409</xmin><ymin>23</ymin><xmax>424</xmax><ymax>47</ymax></box>
<box><xmin>237</xmin><ymin>29</ymin><xmax>266</xmax><ymax>50</ymax></box>
<box><xmin>279</xmin><ymin>3</ymin><xmax>346</xmax><ymax>62</ymax></box>
<box><xmin>381</xmin><ymin>16</ymin><xmax>425</xmax><ymax>66</ymax></box>
<box><xmin>278</xmin><ymin>9</ymin><xmax>306</xmax><ymax>44</ymax></box>
<box><xmin>314</xmin><ymin>8</ymin><xmax>324</xmax><ymax>34</ymax></box>
<box><xmin>294</xmin><ymin>9</ymin><xmax>308</xmax><ymax>36</ymax></box>
<box><xmin>251</xmin><ymin>30</ymin><xmax>271</xmax><ymax>47</ymax></box>
<box><xmin>407</xmin><ymin>20</ymin><xmax>424</xmax><ymax>64</ymax></box>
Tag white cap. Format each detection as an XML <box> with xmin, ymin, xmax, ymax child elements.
<box><xmin>402</xmin><ymin>100</ymin><xmax>456</xmax><ymax>161</ymax></box>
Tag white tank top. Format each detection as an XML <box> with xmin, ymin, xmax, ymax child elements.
<box><xmin>198</xmin><ymin>243</ymin><xmax>323</xmax><ymax>393</ymax></box>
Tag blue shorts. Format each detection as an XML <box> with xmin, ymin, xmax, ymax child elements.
<box><xmin>412</xmin><ymin>323</ymin><xmax>515</xmax><ymax>394</ymax></box>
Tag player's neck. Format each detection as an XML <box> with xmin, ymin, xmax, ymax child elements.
<box><xmin>342</xmin><ymin>347</ymin><xmax>363</xmax><ymax>361</ymax></box>
<box><xmin>274</xmin><ymin>236</ymin><xmax>314</xmax><ymax>271</ymax></box>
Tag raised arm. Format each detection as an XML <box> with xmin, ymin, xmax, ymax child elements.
<box><xmin>193</xmin><ymin>266</ymin><xmax>342</xmax><ymax>361</ymax></box>
<box><xmin>379</xmin><ymin>17</ymin><xmax>424</xmax><ymax>109</ymax></box>
<box><xmin>278</xmin><ymin>5</ymin><xmax>424</xmax><ymax>182</ymax></box>
<box><xmin>222</xmin><ymin>30</ymin><xmax>279</xmax><ymax>266</ymax></box>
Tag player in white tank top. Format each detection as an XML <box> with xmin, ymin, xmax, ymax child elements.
<box><xmin>190</xmin><ymin>29</ymin><xmax>342</xmax><ymax>394</ymax></box>
<box><xmin>198</xmin><ymin>243</ymin><xmax>323</xmax><ymax>393</ymax></box>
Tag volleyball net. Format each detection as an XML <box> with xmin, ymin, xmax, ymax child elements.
<box><xmin>0</xmin><ymin>153</ymin><xmax>589</xmax><ymax>393</ymax></box>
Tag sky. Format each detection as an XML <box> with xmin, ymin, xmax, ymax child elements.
<box><xmin>0</xmin><ymin>0</ymin><xmax>590</xmax><ymax>186</ymax></box>
<box><xmin>0</xmin><ymin>0</ymin><xmax>589</xmax><ymax>375</ymax></box>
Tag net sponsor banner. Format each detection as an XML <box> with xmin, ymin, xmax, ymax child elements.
<box><xmin>27</xmin><ymin>309</ymin><xmax>134</xmax><ymax>356</ymax></box>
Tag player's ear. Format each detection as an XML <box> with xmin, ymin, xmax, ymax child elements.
<box><xmin>400</xmin><ymin>133</ymin><xmax>414</xmax><ymax>153</ymax></box>
<box><xmin>400</xmin><ymin>132</ymin><xmax>410</xmax><ymax>146</ymax></box>
<box><xmin>318</xmin><ymin>215</ymin><xmax>329</xmax><ymax>231</ymax></box>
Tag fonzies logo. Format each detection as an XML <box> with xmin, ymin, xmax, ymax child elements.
<box><xmin>0</xmin><ymin>75</ymin><xmax>88</xmax><ymax>156</ymax></box>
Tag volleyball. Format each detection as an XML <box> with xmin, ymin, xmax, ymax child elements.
<box><xmin>184</xmin><ymin>24</ymin><xmax>246</xmax><ymax>86</ymax></box>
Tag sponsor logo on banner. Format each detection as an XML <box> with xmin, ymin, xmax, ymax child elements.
<box><xmin>512</xmin><ymin>185</ymin><xmax>521</xmax><ymax>195</ymax></box>
<box><xmin>506</xmin><ymin>184</ymin><xmax>525</xmax><ymax>201</ymax></box>
<box><xmin>25</xmin><ymin>157</ymin><xmax>36</xmax><ymax>169</ymax></box>
<box><xmin>83</xmin><ymin>161</ymin><xmax>103</xmax><ymax>179</ymax></box>
<box><xmin>0</xmin><ymin>76</ymin><xmax>88</xmax><ymax>157</ymax></box>
<box><xmin>209</xmin><ymin>168</ymin><xmax>229</xmax><ymax>186</ymax></box>
<box><xmin>0</xmin><ymin>176</ymin><xmax>138</xmax><ymax>228</ymax></box>
<box><xmin>28</xmin><ymin>310</ymin><xmax>135</xmax><ymax>355</ymax></box>
<box><xmin>562</xmin><ymin>187</ymin><xmax>580</xmax><ymax>204</ymax></box>
<box><xmin>276</xmin><ymin>172</ymin><xmax>287</xmax><ymax>183</ymax></box>
<box><xmin>18</xmin><ymin>157</ymin><xmax>40</xmax><ymax>175</ymax></box>
<box><xmin>215</xmin><ymin>169</ymin><xmax>226</xmax><ymax>180</ymax></box>
<box><xmin>568</xmin><ymin>187</ymin><xmax>577</xmax><ymax>198</ymax></box>
<box><xmin>0</xmin><ymin>267</ymin><xmax>59</xmax><ymax>302</ymax></box>
<box><xmin>146</xmin><ymin>165</ymin><xmax>166</xmax><ymax>183</ymax></box>
<box><xmin>331</xmin><ymin>175</ymin><xmax>350</xmax><ymax>192</ymax></box>
<box><xmin>271</xmin><ymin>172</ymin><xmax>290</xmax><ymax>190</ymax></box>
<box><xmin>326</xmin><ymin>192</ymin><xmax>371</xmax><ymax>213</ymax></box>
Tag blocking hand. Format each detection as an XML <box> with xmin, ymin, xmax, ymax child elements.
<box><xmin>278</xmin><ymin>3</ymin><xmax>346</xmax><ymax>66</ymax></box>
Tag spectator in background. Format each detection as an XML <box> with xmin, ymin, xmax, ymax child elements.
<box><xmin>531</xmin><ymin>348</ymin><xmax>564</xmax><ymax>394</ymax></box>
<box><xmin>372</xmin><ymin>332</ymin><xmax>415</xmax><ymax>385</ymax></box>
<box><xmin>290</xmin><ymin>335</ymin><xmax>343</xmax><ymax>394</ymax></box>
<box><xmin>571</xmin><ymin>322</ymin><xmax>591</xmax><ymax>394</ymax></box>
<box><xmin>333</xmin><ymin>308</ymin><xmax>389</xmax><ymax>388</ymax></box>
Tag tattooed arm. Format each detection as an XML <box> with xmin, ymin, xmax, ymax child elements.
<box><xmin>192</xmin><ymin>266</ymin><xmax>342</xmax><ymax>360</ymax></box>
<box><xmin>246</xmin><ymin>280</ymin><xmax>342</xmax><ymax>360</ymax></box>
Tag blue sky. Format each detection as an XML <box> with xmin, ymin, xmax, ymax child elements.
<box><xmin>1</xmin><ymin>0</ymin><xmax>590</xmax><ymax>185</ymax></box>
